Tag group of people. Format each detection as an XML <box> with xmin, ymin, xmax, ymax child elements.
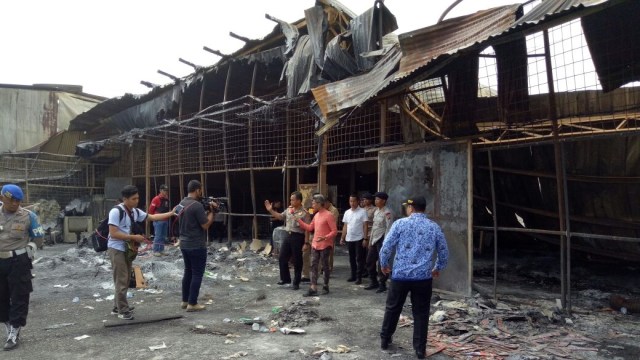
<box><xmin>266</xmin><ymin>190</ymin><xmax>450</xmax><ymax>358</ymax></box>
<box><xmin>1</xmin><ymin>181</ymin><xmax>449</xmax><ymax>358</ymax></box>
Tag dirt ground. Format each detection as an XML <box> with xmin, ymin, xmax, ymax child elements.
<box><xmin>3</xmin><ymin>242</ymin><xmax>639</xmax><ymax>360</ymax></box>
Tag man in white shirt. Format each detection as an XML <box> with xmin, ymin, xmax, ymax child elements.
<box><xmin>339</xmin><ymin>194</ymin><xmax>369</xmax><ymax>284</ymax></box>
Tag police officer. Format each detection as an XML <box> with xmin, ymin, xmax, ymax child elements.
<box><xmin>0</xmin><ymin>184</ymin><xmax>44</xmax><ymax>351</ymax></box>
<box><xmin>265</xmin><ymin>191</ymin><xmax>309</xmax><ymax>290</ymax></box>
<box><xmin>364</xmin><ymin>191</ymin><xmax>393</xmax><ymax>293</ymax></box>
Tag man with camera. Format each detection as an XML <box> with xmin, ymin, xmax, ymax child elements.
<box><xmin>176</xmin><ymin>180</ymin><xmax>218</xmax><ymax>312</ymax></box>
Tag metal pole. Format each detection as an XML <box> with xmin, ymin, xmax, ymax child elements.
<box><xmin>223</xmin><ymin>64</ymin><xmax>234</xmax><ymax>245</ymax></box>
<box><xmin>561</xmin><ymin>142</ymin><xmax>572</xmax><ymax>312</ymax></box>
<box><xmin>248</xmin><ymin>62</ymin><xmax>259</xmax><ymax>240</ymax></box>
<box><xmin>488</xmin><ymin>150</ymin><xmax>499</xmax><ymax>302</ymax></box>
<box><xmin>543</xmin><ymin>29</ymin><xmax>567</xmax><ymax>310</ymax></box>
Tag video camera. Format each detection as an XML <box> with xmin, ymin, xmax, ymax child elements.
<box><xmin>200</xmin><ymin>196</ymin><xmax>228</xmax><ymax>213</ymax></box>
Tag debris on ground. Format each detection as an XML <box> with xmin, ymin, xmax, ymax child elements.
<box><xmin>148</xmin><ymin>342</ymin><xmax>167</xmax><ymax>351</ymax></box>
<box><xmin>271</xmin><ymin>300</ymin><xmax>320</xmax><ymax>328</ymax></box>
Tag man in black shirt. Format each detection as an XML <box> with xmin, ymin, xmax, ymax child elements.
<box><xmin>176</xmin><ymin>180</ymin><xmax>217</xmax><ymax>312</ymax></box>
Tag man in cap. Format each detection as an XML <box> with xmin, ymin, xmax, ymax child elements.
<box><xmin>378</xmin><ymin>196</ymin><xmax>448</xmax><ymax>359</ymax></box>
<box><xmin>148</xmin><ymin>184</ymin><xmax>171</xmax><ymax>256</ymax></box>
<box><xmin>364</xmin><ymin>191</ymin><xmax>393</xmax><ymax>293</ymax></box>
<box><xmin>0</xmin><ymin>184</ymin><xmax>44</xmax><ymax>350</ymax></box>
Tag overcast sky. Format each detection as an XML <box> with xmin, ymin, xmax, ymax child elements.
<box><xmin>0</xmin><ymin>0</ymin><xmax>522</xmax><ymax>98</ymax></box>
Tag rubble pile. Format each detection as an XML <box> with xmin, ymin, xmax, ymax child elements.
<box><xmin>271</xmin><ymin>300</ymin><xmax>321</xmax><ymax>328</ymax></box>
<box><xmin>31</xmin><ymin>198</ymin><xmax>62</xmax><ymax>230</ymax></box>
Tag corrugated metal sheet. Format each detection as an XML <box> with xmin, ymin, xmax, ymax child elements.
<box><xmin>311</xmin><ymin>45</ymin><xmax>401</xmax><ymax>131</ymax></box>
<box><xmin>512</xmin><ymin>0</ymin><xmax>608</xmax><ymax>28</ymax></box>
<box><xmin>397</xmin><ymin>4</ymin><xmax>522</xmax><ymax>80</ymax></box>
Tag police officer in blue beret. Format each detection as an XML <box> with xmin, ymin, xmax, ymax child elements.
<box><xmin>0</xmin><ymin>184</ymin><xmax>44</xmax><ymax>350</ymax></box>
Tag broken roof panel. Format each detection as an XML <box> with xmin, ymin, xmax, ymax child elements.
<box><xmin>350</xmin><ymin>1</ymin><xmax>398</xmax><ymax>72</ymax></box>
<box><xmin>396</xmin><ymin>4</ymin><xmax>522</xmax><ymax>81</ymax></box>
<box><xmin>311</xmin><ymin>44</ymin><xmax>401</xmax><ymax>134</ymax></box>
<box><xmin>511</xmin><ymin>0</ymin><xmax>609</xmax><ymax>28</ymax></box>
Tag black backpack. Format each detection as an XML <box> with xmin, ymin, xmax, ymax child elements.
<box><xmin>91</xmin><ymin>205</ymin><xmax>144</xmax><ymax>252</ymax></box>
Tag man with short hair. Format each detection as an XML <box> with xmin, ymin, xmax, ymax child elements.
<box><xmin>340</xmin><ymin>194</ymin><xmax>368</xmax><ymax>284</ymax></box>
<box><xmin>177</xmin><ymin>180</ymin><xmax>218</xmax><ymax>312</ymax></box>
<box><xmin>265</xmin><ymin>192</ymin><xmax>309</xmax><ymax>290</ymax></box>
<box><xmin>108</xmin><ymin>185</ymin><xmax>175</xmax><ymax>320</ymax></box>
<box><xmin>364</xmin><ymin>191</ymin><xmax>393</xmax><ymax>293</ymax></box>
<box><xmin>379</xmin><ymin>196</ymin><xmax>449</xmax><ymax>359</ymax></box>
<box><xmin>0</xmin><ymin>184</ymin><xmax>44</xmax><ymax>350</ymax></box>
<box><xmin>297</xmin><ymin>194</ymin><xmax>337</xmax><ymax>296</ymax></box>
<box><xmin>148</xmin><ymin>184</ymin><xmax>171</xmax><ymax>256</ymax></box>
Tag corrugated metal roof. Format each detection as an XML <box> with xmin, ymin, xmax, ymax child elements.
<box><xmin>396</xmin><ymin>4</ymin><xmax>522</xmax><ymax>80</ymax></box>
<box><xmin>512</xmin><ymin>0</ymin><xmax>609</xmax><ymax>28</ymax></box>
<box><xmin>311</xmin><ymin>45</ymin><xmax>401</xmax><ymax>131</ymax></box>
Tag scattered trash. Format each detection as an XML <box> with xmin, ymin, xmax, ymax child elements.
<box><xmin>223</xmin><ymin>318</ymin><xmax>231</xmax><ymax>323</ymax></box>
<box><xmin>45</xmin><ymin>323</ymin><xmax>75</xmax><ymax>330</ymax></box>
<box><xmin>72</xmin><ymin>297</ymin><xmax>80</xmax><ymax>303</ymax></box>
<box><xmin>92</xmin><ymin>293</ymin><xmax>100</xmax><ymax>297</ymax></box>
<box><xmin>83</xmin><ymin>306</ymin><xmax>94</xmax><ymax>310</ymax></box>
<box><xmin>221</xmin><ymin>275</ymin><xmax>232</xmax><ymax>281</ymax></box>
<box><xmin>240</xmin><ymin>317</ymin><xmax>263</xmax><ymax>325</ymax></box>
<box><xmin>221</xmin><ymin>351</ymin><xmax>248</xmax><ymax>359</ymax></box>
<box><xmin>620</xmin><ymin>307</ymin><xmax>628</xmax><ymax>315</ymax></box>
<box><xmin>205</xmin><ymin>299</ymin><xmax>214</xmax><ymax>305</ymax></box>
<box><xmin>225</xmin><ymin>339</ymin><xmax>235</xmax><ymax>344</ymax></box>
<box><xmin>204</xmin><ymin>271</ymin><xmax>217</xmax><ymax>279</ymax></box>
<box><xmin>280</xmin><ymin>327</ymin><xmax>305</xmax><ymax>334</ymax></box>
<box><xmin>249</xmin><ymin>239</ymin><xmax>262</xmax><ymax>252</ymax></box>
<box><xmin>74</xmin><ymin>335</ymin><xmax>90</xmax><ymax>340</ymax></box>
<box><xmin>319</xmin><ymin>353</ymin><xmax>332</xmax><ymax>360</ymax></box>
<box><xmin>252</xmin><ymin>323</ymin><xmax>260</xmax><ymax>331</ymax></box>
<box><xmin>429</xmin><ymin>310</ymin><xmax>446</xmax><ymax>323</ymax></box>
<box><xmin>239</xmin><ymin>276</ymin><xmax>249</xmax><ymax>282</ymax></box>
<box><xmin>54</xmin><ymin>284</ymin><xmax>70</xmax><ymax>288</ymax></box>
<box><xmin>565</xmin><ymin>318</ymin><xmax>574</xmax><ymax>324</ymax></box>
<box><xmin>272</xmin><ymin>306</ymin><xmax>283</xmax><ymax>314</ymax></box>
<box><xmin>143</xmin><ymin>288</ymin><xmax>163</xmax><ymax>294</ymax></box>
<box><xmin>95</xmin><ymin>298</ymin><xmax>104</xmax><ymax>302</ymax></box>
<box><xmin>126</xmin><ymin>292</ymin><xmax>134</xmax><ymax>298</ymax></box>
<box><xmin>105</xmin><ymin>295</ymin><xmax>115</xmax><ymax>301</ymax></box>
<box><xmin>398</xmin><ymin>314</ymin><xmax>413</xmax><ymax>327</ymax></box>
<box><xmin>259</xmin><ymin>326</ymin><xmax>269</xmax><ymax>333</ymax></box>
<box><xmin>149</xmin><ymin>342</ymin><xmax>167</xmax><ymax>351</ymax></box>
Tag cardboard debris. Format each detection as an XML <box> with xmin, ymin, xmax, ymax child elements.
<box><xmin>312</xmin><ymin>344</ymin><xmax>351</xmax><ymax>355</ymax></box>
<box><xmin>249</xmin><ymin>239</ymin><xmax>263</xmax><ymax>252</ymax></box>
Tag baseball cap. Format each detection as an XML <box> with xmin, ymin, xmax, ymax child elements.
<box><xmin>361</xmin><ymin>192</ymin><xmax>374</xmax><ymax>201</ymax></box>
<box><xmin>402</xmin><ymin>195</ymin><xmax>426</xmax><ymax>209</ymax></box>
<box><xmin>373</xmin><ymin>191</ymin><xmax>388</xmax><ymax>200</ymax></box>
<box><xmin>159</xmin><ymin>184</ymin><xmax>169</xmax><ymax>191</ymax></box>
<box><xmin>1</xmin><ymin>184</ymin><xmax>24</xmax><ymax>201</ymax></box>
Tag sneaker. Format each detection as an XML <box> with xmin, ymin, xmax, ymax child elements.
<box><xmin>111</xmin><ymin>306</ymin><xmax>134</xmax><ymax>315</ymax></box>
<box><xmin>355</xmin><ymin>278</ymin><xmax>362</xmax><ymax>285</ymax></box>
<box><xmin>118</xmin><ymin>311</ymin><xmax>134</xmax><ymax>320</ymax></box>
<box><xmin>302</xmin><ymin>289</ymin><xmax>318</xmax><ymax>297</ymax></box>
<box><xmin>321</xmin><ymin>285</ymin><xmax>330</xmax><ymax>295</ymax></box>
<box><xmin>181</xmin><ymin>302</ymin><xmax>188</xmax><ymax>309</ymax></box>
<box><xmin>4</xmin><ymin>326</ymin><xmax>20</xmax><ymax>351</ymax></box>
<box><xmin>381</xmin><ymin>336</ymin><xmax>393</xmax><ymax>350</ymax></box>
<box><xmin>186</xmin><ymin>304</ymin><xmax>206</xmax><ymax>312</ymax></box>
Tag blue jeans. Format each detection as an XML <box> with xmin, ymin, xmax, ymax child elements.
<box><xmin>181</xmin><ymin>248</ymin><xmax>207</xmax><ymax>305</ymax></box>
<box><xmin>153</xmin><ymin>221</ymin><xmax>168</xmax><ymax>253</ymax></box>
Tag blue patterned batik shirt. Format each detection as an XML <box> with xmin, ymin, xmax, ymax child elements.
<box><xmin>379</xmin><ymin>213</ymin><xmax>449</xmax><ymax>281</ymax></box>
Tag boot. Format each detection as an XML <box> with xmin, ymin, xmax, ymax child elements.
<box><xmin>364</xmin><ymin>280</ymin><xmax>379</xmax><ymax>290</ymax></box>
<box><xmin>347</xmin><ymin>273</ymin><xmax>357</xmax><ymax>282</ymax></box>
<box><xmin>355</xmin><ymin>277</ymin><xmax>362</xmax><ymax>285</ymax></box>
<box><xmin>4</xmin><ymin>326</ymin><xmax>20</xmax><ymax>351</ymax></box>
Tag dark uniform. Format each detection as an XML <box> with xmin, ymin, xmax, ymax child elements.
<box><xmin>0</xmin><ymin>184</ymin><xmax>44</xmax><ymax>351</ymax></box>
<box><xmin>278</xmin><ymin>206</ymin><xmax>308</xmax><ymax>288</ymax></box>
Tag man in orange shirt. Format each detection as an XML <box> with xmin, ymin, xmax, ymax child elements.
<box><xmin>297</xmin><ymin>194</ymin><xmax>337</xmax><ymax>296</ymax></box>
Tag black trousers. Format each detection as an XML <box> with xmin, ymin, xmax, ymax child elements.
<box><xmin>0</xmin><ymin>253</ymin><xmax>33</xmax><ymax>327</ymax></box>
<box><xmin>279</xmin><ymin>232</ymin><xmax>304</xmax><ymax>285</ymax></box>
<box><xmin>380</xmin><ymin>279</ymin><xmax>433</xmax><ymax>354</ymax></box>
<box><xmin>347</xmin><ymin>240</ymin><xmax>366</xmax><ymax>278</ymax></box>
<box><xmin>366</xmin><ymin>238</ymin><xmax>388</xmax><ymax>285</ymax></box>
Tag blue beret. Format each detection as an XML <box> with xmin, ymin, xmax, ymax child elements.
<box><xmin>1</xmin><ymin>184</ymin><xmax>24</xmax><ymax>201</ymax></box>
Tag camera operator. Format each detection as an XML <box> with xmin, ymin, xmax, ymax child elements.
<box><xmin>176</xmin><ymin>180</ymin><xmax>218</xmax><ymax>312</ymax></box>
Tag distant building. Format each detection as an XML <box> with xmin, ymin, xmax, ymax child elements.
<box><xmin>0</xmin><ymin>83</ymin><xmax>104</xmax><ymax>153</ymax></box>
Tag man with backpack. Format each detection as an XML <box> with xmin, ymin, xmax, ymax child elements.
<box><xmin>108</xmin><ymin>185</ymin><xmax>175</xmax><ymax>320</ymax></box>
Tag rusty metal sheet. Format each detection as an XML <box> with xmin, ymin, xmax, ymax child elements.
<box><xmin>512</xmin><ymin>0</ymin><xmax>609</xmax><ymax>28</ymax></box>
<box><xmin>312</xmin><ymin>45</ymin><xmax>401</xmax><ymax>127</ymax></box>
<box><xmin>397</xmin><ymin>4</ymin><xmax>521</xmax><ymax>81</ymax></box>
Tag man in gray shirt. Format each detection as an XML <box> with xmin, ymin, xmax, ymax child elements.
<box><xmin>177</xmin><ymin>180</ymin><xmax>218</xmax><ymax>312</ymax></box>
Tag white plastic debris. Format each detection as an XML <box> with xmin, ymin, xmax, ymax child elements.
<box><xmin>221</xmin><ymin>351</ymin><xmax>247</xmax><ymax>359</ymax></box>
<box><xmin>223</xmin><ymin>318</ymin><xmax>231</xmax><ymax>323</ymax></box>
<box><xmin>74</xmin><ymin>335</ymin><xmax>90</xmax><ymax>340</ymax></box>
<box><xmin>149</xmin><ymin>342</ymin><xmax>167</xmax><ymax>351</ymax></box>
<box><xmin>54</xmin><ymin>284</ymin><xmax>70</xmax><ymax>288</ymax></box>
<box><xmin>251</xmin><ymin>323</ymin><xmax>260</xmax><ymax>331</ymax></box>
<box><xmin>72</xmin><ymin>297</ymin><xmax>80</xmax><ymax>303</ymax></box>
<box><xmin>92</xmin><ymin>293</ymin><xmax>101</xmax><ymax>297</ymax></box>
<box><xmin>225</xmin><ymin>339</ymin><xmax>235</xmax><ymax>344</ymax></box>
<box><xmin>280</xmin><ymin>327</ymin><xmax>306</xmax><ymax>334</ymax></box>
<box><xmin>105</xmin><ymin>295</ymin><xmax>115</xmax><ymax>301</ymax></box>
<box><xmin>83</xmin><ymin>306</ymin><xmax>94</xmax><ymax>310</ymax></box>
<box><xmin>429</xmin><ymin>310</ymin><xmax>446</xmax><ymax>323</ymax></box>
